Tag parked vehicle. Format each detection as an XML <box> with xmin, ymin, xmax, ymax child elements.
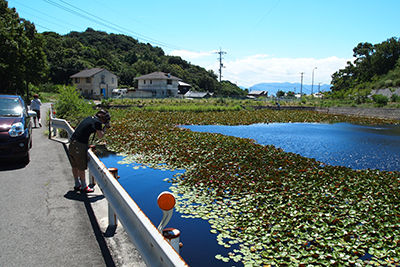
<box><xmin>0</xmin><ymin>95</ymin><xmax>35</xmax><ymax>163</ymax></box>
<box><xmin>112</xmin><ymin>88</ymin><xmax>127</xmax><ymax>98</ymax></box>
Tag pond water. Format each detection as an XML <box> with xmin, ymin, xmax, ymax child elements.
<box><xmin>99</xmin><ymin>156</ymin><xmax>233</xmax><ymax>267</ymax></box>
<box><xmin>184</xmin><ymin>122</ymin><xmax>400</xmax><ymax>171</ymax></box>
<box><xmin>100</xmin><ymin>122</ymin><xmax>400</xmax><ymax>266</ymax></box>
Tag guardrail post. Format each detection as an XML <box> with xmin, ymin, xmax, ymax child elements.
<box><xmin>89</xmin><ymin>145</ymin><xmax>97</xmax><ymax>186</ymax></box>
<box><xmin>157</xmin><ymin>192</ymin><xmax>182</xmax><ymax>253</ymax></box>
<box><xmin>49</xmin><ymin>104</ymin><xmax>57</xmax><ymax>137</ymax></box>
<box><xmin>108</xmin><ymin>167</ymin><xmax>119</xmax><ymax>227</ymax></box>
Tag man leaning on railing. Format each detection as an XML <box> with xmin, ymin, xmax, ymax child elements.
<box><xmin>68</xmin><ymin>110</ymin><xmax>111</xmax><ymax>193</ymax></box>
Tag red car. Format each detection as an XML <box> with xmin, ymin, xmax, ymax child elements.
<box><xmin>0</xmin><ymin>95</ymin><xmax>35</xmax><ymax>164</ymax></box>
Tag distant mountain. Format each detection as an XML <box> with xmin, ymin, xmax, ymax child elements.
<box><xmin>249</xmin><ymin>82</ymin><xmax>331</xmax><ymax>96</ymax></box>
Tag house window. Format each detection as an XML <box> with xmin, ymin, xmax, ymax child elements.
<box><xmin>112</xmin><ymin>77</ymin><xmax>114</xmax><ymax>84</ymax></box>
<box><xmin>167</xmin><ymin>80</ymin><xmax>172</xmax><ymax>85</ymax></box>
<box><xmin>86</xmin><ymin>77</ymin><xmax>91</xmax><ymax>83</ymax></box>
<box><xmin>75</xmin><ymin>78</ymin><xmax>80</xmax><ymax>83</ymax></box>
<box><xmin>144</xmin><ymin>80</ymin><xmax>146</xmax><ymax>84</ymax></box>
<box><xmin>150</xmin><ymin>80</ymin><xmax>152</xmax><ymax>84</ymax></box>
<box><xmin>101</xmin><ymin>75</ymin><xmax>105</xmax><ymax>83</ymax></box>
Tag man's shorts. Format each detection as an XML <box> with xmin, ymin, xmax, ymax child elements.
<box><xmin>33</xmin><ymin>109</ymin><xmax>41</xmax><ymax>119</ymax></box>
<box><xmin>68</xmin><ymin>140</ymin><xmax>88</xmax><ymax>171</ymax></box>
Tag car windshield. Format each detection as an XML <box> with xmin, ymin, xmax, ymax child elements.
<box><xmin>0</xmin><ymin>98</ymin><xmax>23</xmax><ymax>117</ymax></box>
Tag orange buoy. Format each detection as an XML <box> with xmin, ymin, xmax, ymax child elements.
<box><xmin>157</xmin><ymin>192</ymin><xmax>176</xmax><ymax>211</ymax></box>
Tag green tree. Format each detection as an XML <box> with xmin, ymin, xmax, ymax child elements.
<box><xmin>276</xmin><ymin>90</ymin><xmax>285</xmax><ymax>97</ymax></box>
<box><xmin>287</xmin><ymin>91</ymin><xmax>295</xmax><ymax>97</ymax></box>
<box><xmin>0</xmin><ymin>0</ymin><xmax>48</xmax><ymax>97</ymax></box>
<box><xmin>331</xmin><ymin>37</ymin><xmax>400</xmax><ymax>94</ymax></box>
<box><xmin>217</xmin><ymin>81</ymin><xmax>246</xmax><ymax>97</ymax></box>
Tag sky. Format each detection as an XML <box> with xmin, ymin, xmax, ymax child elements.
<box><xmin>7</xmin><ymin>0</ymin><xmax>400</xmax><ymax>88</ymax></box>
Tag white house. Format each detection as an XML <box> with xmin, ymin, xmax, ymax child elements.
<box><xmin>134</xmin><ymin>72</ymin><xmax>181</xmax><ymax>97</ymax></box>
<box><xmin>70</xmin><ymin>68</ymin><xmax>118</xmax><ymax>99</ymax></box>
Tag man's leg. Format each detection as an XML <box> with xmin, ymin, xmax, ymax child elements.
<box><xmin>72</xmin><ymin>167</ymin><xmax>81</xmax><ymax>190</ymax></box>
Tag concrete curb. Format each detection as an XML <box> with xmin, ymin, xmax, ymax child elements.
<box><xmin>90</xmin><ymin>182</ymin><xmax>147</xmax><ymax>267</ymax></box>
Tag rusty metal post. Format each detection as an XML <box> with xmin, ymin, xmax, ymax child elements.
<box><xmin>88</xmin><ymin>145</ymin><xmax>97</xmax><ymax>186</ymax></box>
<box><xmin>108</xmin><ymin>167</ymin><xmax>119</xmax><ymax>226</ymax></box>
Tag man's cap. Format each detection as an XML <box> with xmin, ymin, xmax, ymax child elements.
<box><xmin>96</xmin><ymin>109</ymin><xmax>111</xmax><ymax>122</ymax></box>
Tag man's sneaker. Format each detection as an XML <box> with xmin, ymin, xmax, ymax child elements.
<box><xmin>73</xmin><ymin>185</ymin><xmax>81</xmax><ymax>191</ymax></box>
<box><xmin>82</xmin><ymin>186</ymin><xmax>94</xmax><ymax>193</ymax></box>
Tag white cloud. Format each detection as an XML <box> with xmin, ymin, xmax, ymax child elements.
<box><xmin>222</xmin><ymin>55</ymin><xmax>351</xmax><ymax>88</ymax></box>
<box><xmin>168</xmin><ymin>50</ymin><xmax>351</xmax><ymax>88</ymax></box>
<box><xmin>169</xmin><ymin>49</ymin><xmax>216</xmax><ymax>60</ymax></box>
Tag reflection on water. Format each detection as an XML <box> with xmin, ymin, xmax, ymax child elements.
<box><xmin>184</xmin><ymin>122</ymin><xmax>400</xmax><ymax>171</ymax></box>
<box><xmin>99</xmin><ymin>156</ymin><xmax>234</xmax><ymax>267</ymax></box>
<box><xmin>100</xmin><ymin>122</ymin><xmax>400</xmax><ymax>266</ymax></box>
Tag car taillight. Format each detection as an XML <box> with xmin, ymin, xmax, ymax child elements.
<box><xmin>9</xmin><ymin>122</ymin><xmax>24</xmax><ymax>137</ymax></box>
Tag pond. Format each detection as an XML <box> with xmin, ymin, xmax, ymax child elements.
<box><xmin>183</xmin><ymin>122</ymin><xmax>400</xmax><ymax>171</ymax></box>
<box><xmin>99</xmin><ymin>156</ymin><xmax>234</xmax><ymax>267</ymax></box>
<box><xmin>100</xmin><ymin>122</ymin><xmax>400</xmax><ymax>266</ymax></box>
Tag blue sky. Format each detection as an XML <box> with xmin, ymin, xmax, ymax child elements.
<box><xmin>7</xmin><ymin>0</ymin><xmax>400</xmax><ymax>87</ymax></box>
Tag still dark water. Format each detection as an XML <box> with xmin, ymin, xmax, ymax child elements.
<box><xmin>100</xmin><ymin>122</ymin><xmax>400</xmax><ymax>266</ymax></box>
<box><xmin>99</xmin><ymin>157</ymin><xmax>230</xmax><ymax>267</ymax></box>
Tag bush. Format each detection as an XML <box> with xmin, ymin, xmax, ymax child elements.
<box><xmin>371</xmin><ymin>94</ymin><xmax>388</xmax><ymax>107</ymax></box>
<box><xmin>384</xmin><ymin>79</ymin><xmax>393</xmax><ymax>87</ymax></box>
<box><xmin>55</xmin><ymin>86</ymin><xmax>94</xmax><ymax>125</ymax></box>
<box><xmin>391</xmin><ymin>94</ymin><xmax>400</xmax><ymax>102</ymax></box>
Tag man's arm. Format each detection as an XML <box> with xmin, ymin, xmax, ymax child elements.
<box><xmin>96</xmin><ymin>129</ymin><xmax>105</xmax><ymax>139</ymax></box>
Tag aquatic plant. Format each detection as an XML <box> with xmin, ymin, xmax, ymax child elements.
<box><xmin>103</xmin><ymin>108</ymin><xmax>399</xmax><ymax>266</ymax></box>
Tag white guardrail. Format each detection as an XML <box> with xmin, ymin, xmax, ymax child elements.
<box><xmin>49</xmin><ymin>107</ymin><xmax>188</xmax><ymax>267</ymax></box>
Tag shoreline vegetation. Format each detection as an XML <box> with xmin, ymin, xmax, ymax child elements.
<box><xmin>57</xmin><ymin>96</ymin><xmax>400</xmax><ymax>266</ymax></box>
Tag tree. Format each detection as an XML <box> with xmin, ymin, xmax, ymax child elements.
<box><xmin>0</xmin><ymin>0</ymin><xmax>47</xmax><ymax>97</ymax></box>
<box><xmin>331</xmin><ymin>37</ymin><xmax>400</xmax><ymax>93</ymax></box>
<box><xmin>287</xmin><ymin>91</ymin><xmax>295</xmax><ymax>97</ymax></box>
<box><xmin>276</xmin><ymin>90</ymin><xmax>285</xmax><ymax>97</ymax></box>
<box><xmin>217</xmin><ymin>81</ymin><xmax>247</xmax><ymax>97</ymax></box>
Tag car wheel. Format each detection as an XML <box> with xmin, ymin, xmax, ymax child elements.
<box><xmin>22</xmin><ymin>152</ymin><xmax>30</xmax><ymax>165</ymax></box>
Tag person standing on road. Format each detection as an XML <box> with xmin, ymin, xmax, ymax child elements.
<box><xmin>68</xmin><ymin>110</ymin><xmax>111</xmax><ymax>193</ymax></box>
<box><xmin>30</xmin><ymin>94</ymin><xmax>42</xmax><ymax>127</ymax></box>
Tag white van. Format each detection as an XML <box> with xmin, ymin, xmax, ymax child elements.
<box><xmin>112</xmin><ymin>88</ymin><xmax>128</xmax><ymax>98</ymax></box>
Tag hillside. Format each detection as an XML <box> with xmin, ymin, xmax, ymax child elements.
<box><xmin>330</xmin><ymin>37</ymin><xmax>400</xmax><ymax>99</ymax></box>
<box><xmin>41</xmin><ymin>28</ymin><xmax>246</xmax><ymax>96</ymax></box>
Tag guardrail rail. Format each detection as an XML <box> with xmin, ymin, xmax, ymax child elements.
<box><xmin>48</xmin><ymin>106</ymin><xmax>188</xmax><ymax>267</ymax></box>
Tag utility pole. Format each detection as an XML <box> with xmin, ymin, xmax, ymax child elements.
<box><xmin>215</xmin><ymin>48</ymin><xmax>227</xmax><ymax>82</ymax></box>
<box><xmin>311</xmin><ymin>67</ymin><xmax>317</xmax><ymax>96</ymax></box>
<box><xmin>300</xmin><ymin>72</ymin><xmax>304</xmax><ymax>97</ymax></box>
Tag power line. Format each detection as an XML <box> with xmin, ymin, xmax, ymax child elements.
<box><xmin>34</xmin><ymin>23</ymin><xmax>53</xmax><ymax>32</ymax></box>
<box><xmin>42</xmin><ymin>0</ymin><xmax>182</xmax><ymax>50</ymax></box>
<box><xmin>11</xmin><ymin>0</ymin><xmax>81</xmax><ymax>30</ymax></box>
<box><xmin>215</xmin><ymin>48</ymin><xmax>227</xmax><ymax>82</ymax></box>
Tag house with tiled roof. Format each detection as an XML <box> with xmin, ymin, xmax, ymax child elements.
<box><xmin>134</xmin><ymin>72</ymin><xmax>181</xmax><ymax>97</ymax></box>
<box><xmin>184</xmin><ymin>91</ymin><xmax>213</xmax><ymax>99</ymax></box>
<box><xmin>247</xmin><ymin>90</ymin><xmax>268</xmax><ymax>98</ymax></box>
<box><xmin>70</xmin><ymin>68</ymin><xmax>118</xmax><ymax>99</ymax></box>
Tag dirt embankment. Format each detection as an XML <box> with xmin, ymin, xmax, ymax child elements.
<box><xmin>315</xmin><ymin>107</ymin><xmax>400</xmax><ymax>120</ymax></box>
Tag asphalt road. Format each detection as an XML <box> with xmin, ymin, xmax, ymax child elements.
<box><xmin>0</xmin><ymin>103</ymin><xmax>112</xmax><ymax>267</ymax></box>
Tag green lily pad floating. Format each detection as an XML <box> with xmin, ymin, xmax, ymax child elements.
<box><xmin>103</xmin><ymin>107</ymin><xmax>400</xmax><ymax>266</ymax></box>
